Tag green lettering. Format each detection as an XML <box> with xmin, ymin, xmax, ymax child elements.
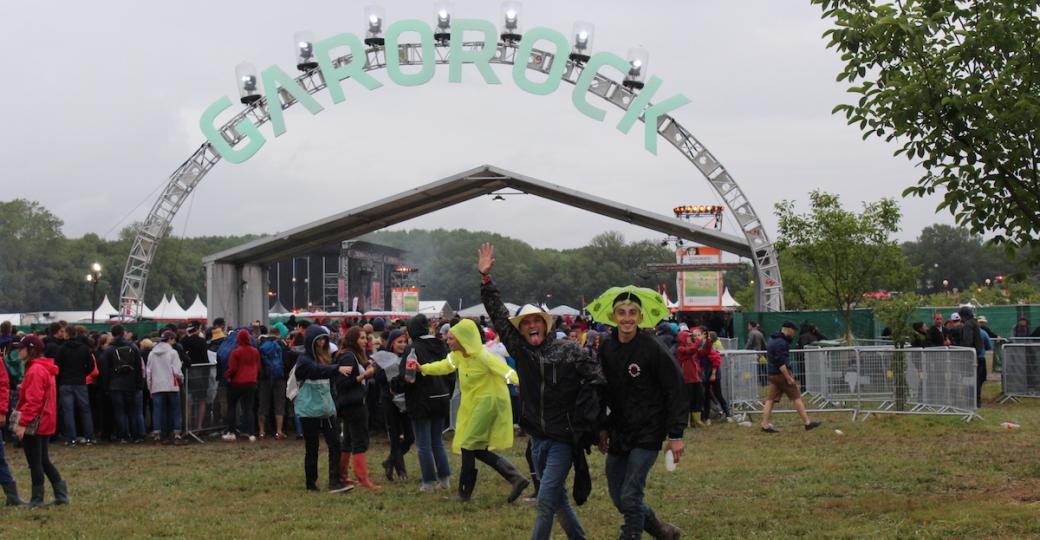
<box><xmin>314</xmin><ymin>33</ymin><xmax>383</xmax><ymax>104</ymax></box>
<box><xmin>571</xmin><ymin>52</ymin><xmax>630</xmax><ymax>122</ymax></box>
<box><xmin>200</xmin><ymin>96</ymin><xmax>266</xmax><ymax>164</ymax></box>
<box><xmin>448</xmin><ymin>19</ymin><xmax>501</xmax><ymax>84</ymax></box>
<box><xmin>385</xmin><ymin>20</ymin><xmax>436</xmax><ymax>87</ymax></box>
<box><xmin>616</xmin><ymin>76</ymin><xmax>691</xmax><ymax>155</ymax></box>
<box><xmin>262</xmin><ymin>65</ymin><xmax>325</xmax><ymax>137</ymax></box>
<box><xmin>512</xmin><ymin>27</ymin><xmax>570</xmax><ymax>96</ymax></box>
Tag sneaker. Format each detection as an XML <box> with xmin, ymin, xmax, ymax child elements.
<box><xmin>248</xmin><ymin>435</ymin><xmax>257</xmax><ymax>443</ymax></box>
<box><xmin>804</xmin><ymin>421</ymin><xmax>823</xmax><ymax>431</ymax></box>
<box><xmin>704</xmin><ymin>419</ymin><xmax>712</xmax><ymax>426</ymax></box>
<box><xmin>150</xmin><ymin>433</ymin><xmax>163</xmax><ymax>444</ymax></box>
<box><xmin>273</xmin><ymin>433</ymin><xmax>287</xmax><ymax>441</ymax></box>
<box><xmin>725</xmin><ymin>416</ymin><xmax>735</xmax><ymax>423</ymax></box>
<box><xmin>221</xmin><ymin>432</ymin><xmax>236</xmax><ymax>442</ymax></box>
<box><xmin>258</xmin><ymin>433</ymin><xmax>266</xmax><ymax>440</ymax></box>
<box><xmin>295</xmin><ymin>434</ymin><xmax>304</xmax><ymax>440</ymax></box>
<box><xmin>84</xmin><ymin>438</ymin><xmax>97</xmax><ymax>446</ymax></box>
<box><xmin>65</xmin><ymin>440</ymin><xmax>77</xmax><ymax>447</ymax></box>
<box><xmin>328</xmin><ymin>481</ymin><xmax>354</xmax><ymax>494</ymax></box>
<box><xmin>173</xmin><ymin>435</ymin><xmax>187</xmax><ymax>446</ymax></box>
<box><xmin>438</xmin><ymin>478</ymin><xmax>451</xmax><ymax>491</ymax></box>
<box><xmin>761</xmin><ymin>425</ymin><xmax>780</xmax><ymax>433</ymax></box>
<box><xmin>419</xmin><ymin>483</ymin><xmax>436</xmax><ymax>493</ymax></box>
<box><xmin>118</xmin><ymin>438</ymin><xmax>129</xmax><ymax>444</ymax></box>
<box><xmin>132</xmin><ymin>438</ymin><xmax>145</xmax><ymax>444</ymax></box>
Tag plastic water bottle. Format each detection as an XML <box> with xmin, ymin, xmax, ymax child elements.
<box><xmin>1000</xmin><ymin>422</ymin><xmax>1020</xmax><ymax>430</ymax></box>
<box><xmin>663</xmin><ymin>449</ymin><xmax>676</xmax><ymax>472</ymax></box>
<box><xmin>404</xmin><ymin>350</ymin><xmax>418</xmax><ymax>384</ymax></box>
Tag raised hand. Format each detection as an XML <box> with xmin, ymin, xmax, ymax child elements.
<box><xmin>477</xmin><ymin>242</ymin><xmax>496</xmax><ymax>275</ymax></box>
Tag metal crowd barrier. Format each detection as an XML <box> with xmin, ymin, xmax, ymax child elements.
<box><xmin>183</xmin><ymin>361</ymin><xmax>223</xmax><ymax>443</ymax></box>
<box><xmin>721</xmin><ymin>346</ymin><xmax>979</xmax><ymax>422</ymax></box>
<box><xmin>999</xmin><ymin>343</ymin><xmax>1040</xmax><ymax>402</ymax></box>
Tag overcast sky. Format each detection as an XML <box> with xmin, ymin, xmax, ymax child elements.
<box><xmin>1</xmin><ymin>0</ymin><xmax>953</xmax><ymax>253</ymax></box>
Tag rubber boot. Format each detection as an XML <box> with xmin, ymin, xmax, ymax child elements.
<box><xmin>351</xmin><ymin>453</ymin><xmax>381</xmax><ymax>490</ymax></box>
<box><xmin>644</xmin><ymin>512</ymin><xmax>682</xmax><ymax>540</ymax></box>
<box><xmin>382</xmin><ymin>456</ymin><xmax>395</xmax><ymax>482</ymax></box>
<box><xmin>339</xmin><ymin>452</ymin><xmax>354</xmax><ymax>486</ymax></box>
<box><xmin>456</xmin><ymin>467</ymin><xmax>477</xmax><ymax>502</ymax></box>
<box><xmin>2</xmin><ymin>482</ymin><xmax>26</xmax><ymax>506</ymax></box>
<box><xmin>489</xmin><ymin>456</ymin><xmax>530</xmax><ymax>503</ymax></box>
<box><xmin>52</xmin><ymin>480</ymin><xmax>69</xmax><ymax>506</ymax></box>
<box><xmin>28</xmin><ymin>484</ymin><xmax>46</xmax><ymax>509</ymax></box>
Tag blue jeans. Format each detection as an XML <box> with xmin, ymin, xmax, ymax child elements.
<box><xmin>412</xmin><ymin>416</ymin><xmax>451</xmax><ymax>484</ymax></box>
<box><xmin>530</xmin><ymin>437</ymin><xmax>586</xmax><ymax>540</ymax></box>
<box><xmin>151</xmin><ymin>391</ymin><xmax>183</xmax><ymax>436</ymax></box>
<box><xmin>0</xmin><ymin>431</ymin><xmax>13</xmax><ymax>484</ymax></box>
<box><xmin>111</xmin><ymin>390</ymin><xmax>146</xmax><ymax>440</ymax></box>
<box><xmin>605</xmin><ymin>448</ymin><xmax>660</xmax><ymax>539</ymax></box>
<box><xmin>60</xmin><ymin>384</ymin><xmax>95</xmax><ymax>441</ymax></box>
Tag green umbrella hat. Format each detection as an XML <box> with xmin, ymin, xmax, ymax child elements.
<box><xmin>588</xmin><ymin>286</ymin><xmax>669</xmax><ymax>329</ymax></box>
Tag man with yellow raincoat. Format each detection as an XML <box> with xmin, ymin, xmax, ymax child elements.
<box><xmin>409</xmin><ymin>319</ymin><xmax>529</xmax><ymax>502</ymax></box>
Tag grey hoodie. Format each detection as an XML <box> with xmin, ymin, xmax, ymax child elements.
<box><xmin>147</xmin><ymin>342</ymin><xmax>184</xmax><ymax>393</ymax></box>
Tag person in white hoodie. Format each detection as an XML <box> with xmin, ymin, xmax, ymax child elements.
<box><xmin>147</xmin><ymin>331</ymin><xmax>185</xmax><ymax>444</ymax></box>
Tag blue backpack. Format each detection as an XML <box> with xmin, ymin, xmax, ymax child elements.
<box><xmin>258</xmin><ymin>339</ymin><xmax>285</xmax><ymax>379</ymax></box>
<box><xmin>215</xmin><ymin>329</ymin><xmax>254</xmax><ymax>380</ymax></box>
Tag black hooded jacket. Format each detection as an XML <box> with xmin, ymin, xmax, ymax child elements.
<box><xmin>390</xmin><ymin>314</ymin><xmax>452</xmax><ymax>419</ymax></box>
<box><xmin>599</xmin><ymin>329</ymin><xmax>686</xmax><ymax>453</ymax></box>
<box><xmin>55</xmin><ymin>336</ymin><xmax>94</xmax><ymax>385</ymax></box>
<box><xmin>481</xmin><ymin>279</ymin><xmax>606</xmax><ymax>444</ymax></box>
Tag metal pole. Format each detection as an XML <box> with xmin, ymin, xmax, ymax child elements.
<box><xmin>91</xmin><ymin>278</ymin><xmax>98</xmax><ymax>324</ymax></box>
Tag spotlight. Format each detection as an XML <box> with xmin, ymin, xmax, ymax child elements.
<box><xmin>500</xmin><ymin>2</ymin><xmax>523</xmax><ymax>43</ymax></box>
<box><xmin>235</xmin><ymin>62</ymin><xmax>262</xmax><ymax>105</ymax></box>
<box><xmin>623</xmin><ymin>47</ymin><xmax>649</xmax><ymax>90</ymax></box>
<box><xmin>294</xmin><ymin>30</ymin><xmax>318</xmax><ymax>71</ymax></box>
<box><xmin>569</xmin><ymin>21</ymin><xmax>595</xmax><ymax>63</ymax></box>
<box><xmin>434</xmin><ymin>2</ymin><xmax>453</xmax><ymax>43</ymax></box>
<box><xmin>365</xmin><ymin>5</ymin><xmax>386</xmax><ymax>47</ymax></box>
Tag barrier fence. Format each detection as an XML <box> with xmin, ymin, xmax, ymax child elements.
<box><xmin>184</xmin><ymin>361</ymin><xmax>223</xmax><ymax>443</ymax></box>
<box><xmin>999</xmin><ymin>343</ymin><xmax>1040</xmax><ymax>402</ymax></box>
<box><xmin>720</xmin><ymin>346</ymin><xmax>979</xmax><ymax>422</ymax></box>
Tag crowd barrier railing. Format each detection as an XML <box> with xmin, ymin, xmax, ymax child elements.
<box><xmin>183</xmin><ymin>361</ymin><xmax>224</xmax><ymax>443</ymax></box>
<box><xmin>721</xmin><ymin>346</ymin><xmax>979</xmax><ymax>422</ymax></box>
<box><xmin>999</xmin><ymin>343</ymin><xmax>1040</xmax><ymax>403</ymax></box>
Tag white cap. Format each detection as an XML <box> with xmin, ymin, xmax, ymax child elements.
<box><xmin>950</xmin><ymin>312</ymin><xmax>961</xmax><ymax>321</ymax></box>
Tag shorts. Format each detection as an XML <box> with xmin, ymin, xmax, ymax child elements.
<box><xmin>767</xmin><ymin>374</ymin><xmax>801</xmax><ymax>402</ymax></box>
<box><xmin>258</xmin><ymin>378</ymin><xmax>287</xmax><ymax>417</ymax></box>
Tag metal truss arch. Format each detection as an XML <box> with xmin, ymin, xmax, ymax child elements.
<box><xmin>120</xmin><ymin>39</ymin><xmax>783</xmax><ymax>317</ymax></box>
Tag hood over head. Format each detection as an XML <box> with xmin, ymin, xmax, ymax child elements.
<box><xmin>273</xmin><ymin>322</ymin><xmax>289</xmax><ymax>338</ymax></box>
<box><xmin>655</xmin><ymin>322</ymin><xmax>674</xmax><ymax>336</ymax></box>
<box><xmin>236</xmin><ymin>329</ymin><xmax>253</xmax><ymax>347</ymax></box>
<box><xmin>303</xmin><ymin>324</ymin><xmax>330</xmax><ymax>358</ymax></box>
<box><xmin>449</xmin><ymin>319</ymin><xmax>483</xmax><ymax>357</ymax></box>
<box><xmin>407</xmin><ymin>314</ymin><xmax>429</xmax><ymax>340</ymax></box>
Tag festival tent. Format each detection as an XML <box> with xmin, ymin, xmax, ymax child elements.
<box><xmin>418</xmin><ymin>301</ymin><xmax>454</xmax><ymax>319</ymax></box>
<box><xmin>150</xmin><ymin>295</ymin><xmax>190</xmax><ymax>320</ymax></box>
<box><xmin>86</xmin><ymin>295</ymin><xmax>120</xmax><ymax>322</ymax></box>
<box><xmin>548</xmin><ymin>305</ymin><xmax>580</xmax><ymax>317</ymax></box>
<box><xmin>363</xmin><ymin>311</ymin><xmax>413</xmax><ymax>320</ymax></box>
<box><xmin>0</xmin><ymin>314</ymin><xmax>20</xmax><ymax>325</ymax></box>
<box><xmin>269</xmin><ymin>300</ymin><xmax>290</xmax><ymax>315</ymax></box>
<box><xmin>457</xmin><ymin>302</ymin><xmax>521</xmax><ymax>319</ymax></box>
<box><xmin>138</xmin><ymin>295</ymin><xmax>165</xmax><ymax>319</ymax></box>
<box><xmin>722</xmin><ymin>287</ymin><xmax>740</xmax><ymax>311</ymax></box>
<box><xmin>184</xmin><ymin>295</ymin><xmax>208</xmax><ymax>320</ymax></box>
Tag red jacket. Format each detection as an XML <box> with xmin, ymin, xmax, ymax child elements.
<box><xmin>225</xmin><ymin>332</ymin><xmax>260</xmax><ymax>388</ymax></box>
<box><xmin>694</xmin><ymin>338</ymin><xmax>722</xmax><ymax>371</ymax></box>
<box><xmin>676</xmin><ymin>331</ymin><xmax>701</xmax><ymax>384</ymax></box>
<box><xmin>16</xmin><ymin>357</ymin><xmax>59</xmax><ymax>436</ymax></box>
<box><xmin>0</xmin><ymin>359</ymin><xmax>9</xmax><ymax>416</ymax></box>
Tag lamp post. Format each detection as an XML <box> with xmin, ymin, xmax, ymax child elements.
<box><xmin>87</xmin><ymin>262</ymin><xmax>102</xmax><ymax>323</ymax></box>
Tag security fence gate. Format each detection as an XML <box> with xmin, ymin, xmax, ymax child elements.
<box><xmin>720</xmin><ymin>346</ymin><xmax>979</xmax><ymax>422</ymax></box>
<box><xmin>999</xmin><ymin>342</ymin><xmax>1040</xmax><ymax>402</ymax></box>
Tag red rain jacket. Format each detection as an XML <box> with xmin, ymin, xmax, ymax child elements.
<box><xmin>16</xmin><ymin>357</ymin><xmax>60</xmax><ymax>436</ymax></box>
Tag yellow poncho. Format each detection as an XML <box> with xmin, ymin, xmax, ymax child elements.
<box><xmin>420</xmin><ymin>319</ymin><xmax>519</xmax><ymax>454</ymax></box>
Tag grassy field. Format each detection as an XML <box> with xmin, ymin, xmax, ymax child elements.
<box><xmin>2</xmin><ymin>387</ymin><xmax>1038</xmax><ymax>539</ymax></box>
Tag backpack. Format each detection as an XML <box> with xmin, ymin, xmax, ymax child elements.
<box><xmin>259</xmin><ymin>339</ymin><xmax>285</xmax><ymax>379</ymax></box>
<box><xmin>112</xmin><ymin>345</ymin><xmax>138</xmax><ymax>375</ymax></box>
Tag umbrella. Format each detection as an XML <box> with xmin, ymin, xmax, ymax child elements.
<box><xmin>587</xmin><ymin>286</ymin><xmax>669</xmax><ymax>329</ymax></box>
<box><xmin>371</xmin><ymin>350</ymin><xmax>401</xmax><ymax>380</ymax></box>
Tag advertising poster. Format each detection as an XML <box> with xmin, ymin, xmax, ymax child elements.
<box><xmin>676</xmin><ymin>246</ymin><xmax>722</xmax><ymax>310</ymax></box>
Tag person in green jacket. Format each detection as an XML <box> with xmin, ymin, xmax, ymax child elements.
<box><xmin>411</xmin><ymin>319</ymin><xmax>529</xmax><ymax>503</ymax></box>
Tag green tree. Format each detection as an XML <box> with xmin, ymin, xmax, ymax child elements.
<box><xmin>775</xmin><ymin>191</ymin><xmax>917</xmax><ymax>341</ymax></box>
<box><xmin>812</xmin><ymin>0</ymin><xmax>1040</xmax><ymax>249</ymax></box>
<box><xmin>0</xmin><ymin>199</ymin><xmax>66</xmax><ymax>312</ymax></box>
<box><xmin>901</xmin><ymin>224</ymin><xmax>1014</xmax><ymax>293</ymax></box>
<box><xmin>871</xmin><ymin>294</ymin><xmax>922</xmax><ymax>410</ymax></box>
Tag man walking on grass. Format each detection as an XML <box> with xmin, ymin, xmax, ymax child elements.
<box><xmin>598</xmin><ymin>291</ymin><xmax>685</xmax><ymax>540</ymax></box>
<box><xmin>478</xmin><ymin>243</ymin><xmax>605</xmax><ymax>540</ymax></box>
<box><xmin>760</xmin><ymin>321</ymin><xmax>822</xmax><ymax>434</ymax></box>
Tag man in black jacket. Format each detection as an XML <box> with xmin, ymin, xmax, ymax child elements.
<box><xmin>393</xmin><ymin>314</ymin><xmax>453</xmax><ymax>492</ymax></box>
<box><xmin>478</xmin><ymin>243</ymin><xmax>605</xmax><ymax>540</ymax></box>
<box><xmin>597</xmin><ymin>291</ymin><xmax>684</xmax><ymax>540</ymax></box>
<box><xmin>55</xmin><ymin>326</ymin><xmax>96</xmax><ymax>445</ymax></box>
<box><xmin>100</xmin><ymin>325</ymin><xmax>146</xmax><ymax>443</ymax></box>
<box><xmin>958</xmin><ymin>306</ymin><xmax>986</xmax><ymax>407</ymax></box>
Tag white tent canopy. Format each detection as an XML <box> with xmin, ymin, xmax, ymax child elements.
<box><xmin>418</xmin><ymin>300</ymin><xmax>454</xmax><ymax>319</ymax></box>
<box><xmin>89</xmin><ymin>295</ymin><xmax>119</xmax><ymax>322</ymax></box>
<box><xmin>548</xmin><ymin>305</ymin><xmax>580</xmax><ymax>317</ymax></box>
<box><xmin>722</xmin><ymin>287</ymin><xmax>740</xmax><ymax>311</ymax></box>
<box><xmin>184</xmin><ymin>295</ymin><xmax>208</xmax><ymax>319</ymax></box>
<box><xmin>457</xmin><ymin>302</ymin><xmax>521</xmax><ymax>319</ymax></box>
<box><xmin>149</xmin><ymin>295</ymin><xmax>191</xmax><ymax>320</ymax></box>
